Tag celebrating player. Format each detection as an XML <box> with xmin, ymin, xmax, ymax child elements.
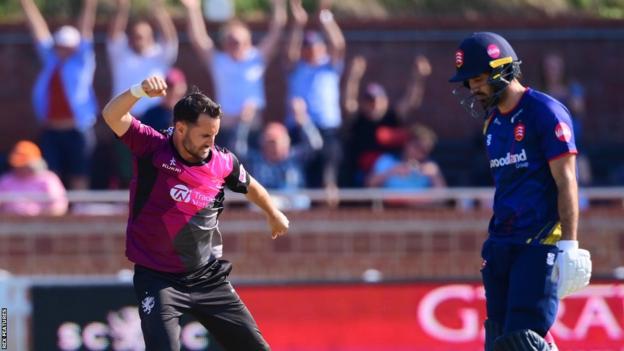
<box><xmin>448</xmin><ymin>32</ymin><xmax>591</xmax><ymax>350</ymax></box>
<box><xmin>102</xmin><ymin>76</ymin><xmax>289</xmax><ymax>350</ymax></box>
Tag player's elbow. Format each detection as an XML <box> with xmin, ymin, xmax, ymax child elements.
<box><xmin>101</xmin><ymin>103</ymin><xmax>116</xmax><ymax>125</ymax></box>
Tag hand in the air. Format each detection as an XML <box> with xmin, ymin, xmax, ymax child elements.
<box><xmin>141</xmin><ymin>76</ymin><xmax>168</xmax><ymax>98</ymax></box>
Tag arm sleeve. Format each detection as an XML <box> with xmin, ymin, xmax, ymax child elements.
<box><xmin>332</xmin><ymin>58</ymin><xmax>345</xmax><ymax>75</ymax></box>
<box><xmin>224</xmin><ymin>151</ymin><xmax>251</xmax><ymax>194</ymax></box>
<box><xmin>0</xmin><ymin>177</ymin><xmax>8</xmax><ymax>212</ymax></box>
<box><xmin>76</xmin><ymin>39</ymin><xmax>95</xmax><ymax>63</ymax></box>
<box><xmin>35</xmin><ymin>39</ymin><xmax>54</xmax><ymax>62</ymax></box>
<box><xmin>372</xmin><ymin>154</ymin><xmax>395</xmax><ymax>175</ymax></box>
<box><xmin>119</xmin><ymin>118</ymin><xmax>168</xmax><ymax>157</ymax></box>
<box><xmin>209</xmin><ymin>51</ymin><xmax>225</xmax><ymax>74</ymax></box>
<box><xmin>42</xmin><ymin>172</ymin><xmax>68</xmax><ymax>214</ymax></box>
<box><xmin>536</xmin><ymin>102</ymin><xmax>578</xmax><ymax>160</ymax></box>
<box><xmin>0</xmin><ymin>176</ymin><xmax>9</xmax><ymax>192</ymax></box>
<box><xmin>291</xmin><ymin>120</ymin><xmax>323</xmax><ymax>161</ymax></box>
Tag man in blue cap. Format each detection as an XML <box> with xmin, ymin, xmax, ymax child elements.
<box><xmin>449</xmin><ymin>32</ymin><xmax>592</xmax><ymax>351</ymax></box>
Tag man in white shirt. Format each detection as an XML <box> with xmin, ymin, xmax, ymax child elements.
<box><xmin>181</xmin><ymin>0</ymin><xmax>286</xmax><ymax>150</ymax></box>
<box><xmin>107</xmin><ymin>0</ymin><xmax>178</xmax><ymax>118</ymax></box>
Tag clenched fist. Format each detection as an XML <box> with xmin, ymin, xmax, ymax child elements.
<box><xmin>140</xmin><ymin>76</ymin><xmax>168</xmax><ymax>98</ymax></box>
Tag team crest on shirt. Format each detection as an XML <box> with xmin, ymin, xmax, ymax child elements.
<box><xmin>514</xmin><ymin>123</ymin><xmax>525</xmax><ymax>142</ymax></box>
<box><xmin>555</xmin><ymin>122</ymin><xmax>572</xmax><ymax>142</ymax></box>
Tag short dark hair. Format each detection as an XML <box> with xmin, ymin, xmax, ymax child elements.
<box><xmin>173</xmin><ymin>87</ymin><xmax>221</xmax><ymax>124</ymax></box>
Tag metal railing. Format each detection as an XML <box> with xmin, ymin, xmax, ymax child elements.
<box><xmin>0</xmin><ymin>187</ymin><xmax>623</xmax><ymax>211</ymax></box>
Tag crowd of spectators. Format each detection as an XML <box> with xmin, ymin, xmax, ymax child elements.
<box><xmin>0</xmin><ymin>0</ymin><xmax>608</xmax><ymax>214</ymax></box>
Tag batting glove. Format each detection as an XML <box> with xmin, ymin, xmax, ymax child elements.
<box><xmin>552</xmin><ymin>240</ymin><xmax>592</xmax><ymax>299</ymax></box>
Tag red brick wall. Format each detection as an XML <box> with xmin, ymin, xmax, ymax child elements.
<box><xmin>1</xmin><ymin>207</ymin><xmax>622</xmax><ymax>281</ymax></box>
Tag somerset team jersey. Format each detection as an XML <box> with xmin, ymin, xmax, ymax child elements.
<box><xmin>120</xmin><ymin>118</ymin><xmax>250</xmax><ymax>273</ymax></box>
<box><xmin>484</xmin><ymin>88</ymin><xmax>577</xmax><ymax>243</ymax></box>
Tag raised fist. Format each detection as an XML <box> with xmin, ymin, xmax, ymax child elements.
<box><xmin>140</xmin><ymin>76</ymin><xmax>168</xmax><ymax>98</ymax></box>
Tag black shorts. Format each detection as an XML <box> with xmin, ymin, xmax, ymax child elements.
<box><xmin>133</xmin><ymin>260</ymin><xmax>270</xmax><ymax>351</ymax></box>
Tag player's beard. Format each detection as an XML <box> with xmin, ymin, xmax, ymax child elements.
<box><xmin>182</xmin><ymin>136</ymin><xmax>211</xmax><ymax>163</ymax></box>
<box><xmin>477</xmin><ymin>86</ymin><xmax>508</xmax><ymax>113</ymax></box>
<box><xmin>476</xmin><ymin>93</ymin><xmax>490</xmax><ymax>109</ymax></box>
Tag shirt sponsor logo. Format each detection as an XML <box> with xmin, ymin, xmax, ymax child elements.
<box><xmin>455</xmin><ymin>50</ymin><xmax>464</xmax><ymax>68</ymax></box>
<box><xmin>555</xmin><ymin>122</ymin><xmax>572</xmax><ymax>142</ymax></box>
<box><xmin>170</xmin><ymin>184</ymin><xmax>191</xmax><ymax>203</ymax></box>
<box><xmin>170</xmin><ymin>184</ymin><xmax>214</xmax><ymax>207</ymax></box>
<box><xmin>489</xmin><ymin>149</ymin><xmax>527</xmax><ymax>168</ymax></box>
<box><xmin>514</xmin><ymin>123</ymin><xmax>525</xmax><ymax>141</ymax></box>
<box><xmin>487</xmin><ymin>44</ymin><xmax>500</xmax><ymax>58</ymax></box>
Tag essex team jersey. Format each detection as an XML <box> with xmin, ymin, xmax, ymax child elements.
<box><xmin>484</xmin><ymin>88</ymin><xmax>577</xmax><ymax>243</ymax></box>
<box><xmin>120</xmin><ymin>119</ymin><xmax>250</xmax><ymax>273</ymax></box>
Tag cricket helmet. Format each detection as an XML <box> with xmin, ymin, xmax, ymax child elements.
<box><xmin>450</xmin><ymin>32</ymin><xmax>522</xmax><ymax>118</ymax></box>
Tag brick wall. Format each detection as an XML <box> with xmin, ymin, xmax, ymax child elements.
<box><xmin>1</xmin><ymin>207</ymin><xmax>622</xmax><ymax>281</ymax></box>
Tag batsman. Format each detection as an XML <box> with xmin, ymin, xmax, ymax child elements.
<box><xmin>448</xmin><ymin>32</ymin><xmax>592</xmax><ymax>351</ymax></box>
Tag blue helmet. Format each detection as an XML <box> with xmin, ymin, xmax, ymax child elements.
<box><xmin>449</xmin><ymin>32</ymin><xmax>520</xmax><ymax>84</ymax></box>
<box><xmin>450</xmin><ymin>32</ymin><xmax>522</xmax><ymax>118</ymax></box>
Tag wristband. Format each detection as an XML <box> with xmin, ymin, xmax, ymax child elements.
<box><xmin>557</xmin><ymin>240</ymin><xmax>579</xmax><ymax>251</ymax></box>
<box><xmin>319</xmin><ymin>9</ymin><xmax>334</xmax><ymax>23</ymax></box>
<box><xmin>130</xmin><ymin>83</ymin><xmax>148</xmax><ymax>98</ymax></box>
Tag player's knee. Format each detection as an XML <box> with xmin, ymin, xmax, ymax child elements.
<box><xmin>493</xmin><ymin>329</ymin><xmax>549</xmax><ymax>351</ymax></box>
<box><xmin>484</xmin><ymin>319</ymin><xmax>503</xmax><ymax>351</ymax></box>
